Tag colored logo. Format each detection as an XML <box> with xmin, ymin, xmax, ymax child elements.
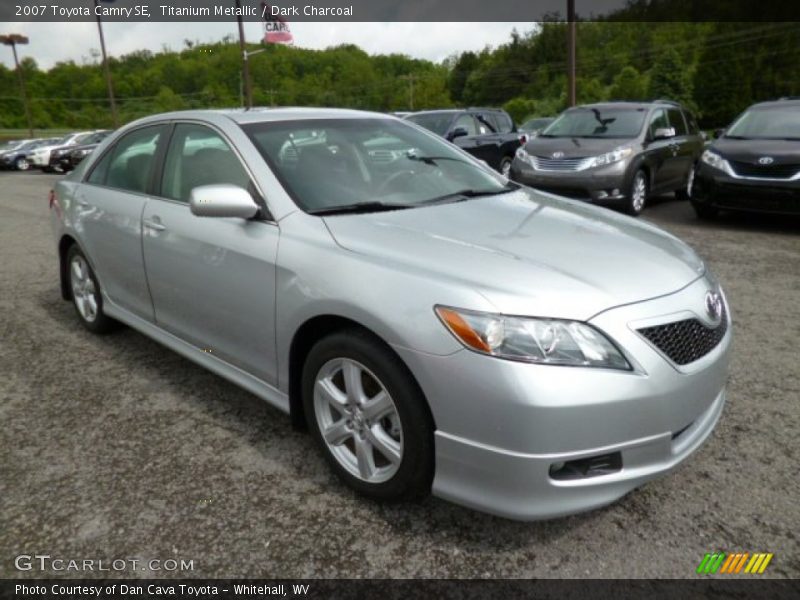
<box><xmin>705</xmin><ymin>290</ymin><xmax>723</xmax><ymax>323</ymax></box>
<box><xmin>697</xmin><ymin>552</ymin><xmax>773</xmax><ymax>575</ymax></box>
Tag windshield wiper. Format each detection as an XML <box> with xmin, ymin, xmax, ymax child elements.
<box><xmin>422</xmin><ymin>182</ymin><xmax>519</xmax><ymax>205</ymax></box>
<box><xmin>405</xmin><ymin>153</ymin><xmax>471</xmax><ymax>166</ymax></box>
<box><xmin>308</xmin><ymin>201</ymin><xmax>414</xmax><ymax>216</ymax></box>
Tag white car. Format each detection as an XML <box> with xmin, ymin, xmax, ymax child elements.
<box><xmin>28</xmin><ymin>131</ymin><xmax>101</xmax><ymax>168</ymax></box>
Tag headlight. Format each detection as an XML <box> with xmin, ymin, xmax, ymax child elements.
<box><xmin>701</xmin><ymin>149</ymin><xmax>727</xmax><ymax>171</ymax></box>
<box><xmin>586</xmin><ymin>146</ymin><xmax>633</xmax><ymax>169</ymax></box>
<box><xmin>515</xmin><ymin>146</ymin><xmax>533</xmax><ymax>166</ymax></box>
<box><xmin>435</xmin><ymin>306</ymin><xmax>631</xmax><ymax>369</ymax></box>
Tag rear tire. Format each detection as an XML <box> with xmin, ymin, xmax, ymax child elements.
<box><xmin>66</xmin><ymin>245</ymin><xmax>118</xmax><ymax>334</ymax></box>
<box><xmin>499</xmin><ymin>156</ymin><xmax>513</xmax><ymax>177</ymax></box>
<box><xmin>625</xmin><ymin>170</ymin><xmax>648</xmax><ymax>216</ymax></box>
<box><xmin>302</xmin><ymin>329</ymin><xmax>434</xmax><ymax>502</ymax></box>
<box><xmin>675</xmin><ymin>164</ymin><xmax>696</xmax><ymax>200</ymax></box>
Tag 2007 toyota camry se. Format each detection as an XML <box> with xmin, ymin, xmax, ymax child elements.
<box><xmin>49</xmin><ymin>108</ymin><xmax>731</xmax><ymax>520</ymax></box>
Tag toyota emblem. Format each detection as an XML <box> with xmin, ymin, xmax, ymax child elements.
<box><xmin>758</xmin><ymin>156</ymin><xmax>774</xmax><ymax>165</ymax></box>
<box><xmin>705</xmin><ymin>291</ymin><xmax>723</xmax><ymax>322</ymax></box>
<box><xmin>552</xmin><ymin>151</ymin><xmax>565</xmax><ymax>159</ymax></box>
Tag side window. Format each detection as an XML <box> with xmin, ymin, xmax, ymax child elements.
<box><xmin>161</xmin><ymin>123</ymin><xmax>252</xmax><ymax>203</ymax></box>
<box><xmin>452</xmin><ymin>114</ymin><xmax>478</xmax><ymax>136</ymax></box>
<box><xmin>89</xmin><ymin>126</ymin><xmax>164</xmax><ymax>193</ymax></box>
<box><xmin>648</xmin><ymin>109</ymin><xmax>669</xmax><ymax>138</ymax></box>
<box><xmin>476</xmin><ymin>113</ymin><xmax>499</xmax><ymax>134</ymax></box>
<box><xmin>667</xmin><ymin>108</ymin><xmax>688</xmax><ymax>135</ymax></box>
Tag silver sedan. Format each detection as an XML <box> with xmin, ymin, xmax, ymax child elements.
<box><xmin>49</xmin><ymin>108</ymin><xmax>731</xmax><ymax>520</ymax></box>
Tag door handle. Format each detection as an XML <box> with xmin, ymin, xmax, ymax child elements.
<box><xmin>143</xmin><ymin>218</ymin><xmax>166</xmax><ymax>232</ymax></box>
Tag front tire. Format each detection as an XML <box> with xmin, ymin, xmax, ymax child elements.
<box><xmin>302</xmin><ymin>329</ymin><xmax>434</xmax><ymax>501</ymax></box>
<box><xmin>15</xmin><ymin>157</ymin><xmax>29</xmax><ymax>171</ymax></box>
<box><xmin>66</xmin><ymin>245</ymin><xmax>118</xmax><ymax>334</ymax></box>
<box><xmin>625</xmin><ymin>169</ymin><xmax>648</xmax><ymax>216</ymax></box>
<box><xmin>499</xmin><ymin>156</ymin><xmax>513</xmax><ymax>177</ymax></box>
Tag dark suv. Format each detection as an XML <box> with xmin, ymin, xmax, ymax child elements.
<box><xmin>691</xmin><ymin>98</ymin><xmax>800</xmax><ymax>218</ymax></box>
<box><xmin>510</xmin><ymin>100</ymin><xmax>704</xmax><ymax>216</ymax></box>
<box><xmin>404</xmin><ymin>108</ymin><xmax>522</xmax><ymax>176</ymax></box>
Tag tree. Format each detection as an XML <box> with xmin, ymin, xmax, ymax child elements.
<box><xmin>610</xmin><ymin>66</ymin><xmax>647</xmax><ymax>101</ymax></box>
<box><xmin>647</xmin><ymin>46</ymin><xmax>693</xmax><ymax>107</ymax></box>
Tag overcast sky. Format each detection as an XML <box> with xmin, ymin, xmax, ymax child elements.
<box><xmin>0</xmin><ymin>22</ymin><xmax>534</xmax><ymax>70</ymax></box>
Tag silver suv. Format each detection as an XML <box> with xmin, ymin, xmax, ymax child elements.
<box><xmin>511</xmin><ymin>101</ymin><xmax>705</xmax><ymax>215</ymax></box>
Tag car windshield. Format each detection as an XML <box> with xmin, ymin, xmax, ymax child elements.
<box><xmin>243</xmin><ymin>118</ymin><xmax>511</xmax><ymax>214</ymax></box>
<box><xmin>521</xmin><ymin>118</ymin><xmax>552</xmax><ymax>131</ymax></box>
<box><xmin>541</xmin><ymin>107</ymin><xmax>647</xmax><ymax>138</ymax></box>
<box><xmin>73</xmin><ymin>132</ymin><xmax>96</xmax><ymax>144</ymax></box>
<box><xmin>404</xmin><ymin>112</ymin><xmax>456</xmax><ymax>137</ymax></box>
<box><xmin>725</xmin><ymin>106</ymin><xmax>800</xmax><ymax>140</ymax></box>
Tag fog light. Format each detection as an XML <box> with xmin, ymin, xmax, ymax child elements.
<box><xmin>611</xmin><ymin>188</ymin><xmax>620</xmax><ymax>196</ymax></box>
<box><xmin>596</xmin><ymin>191</ymin><xmax>608</xmax><ymax>199</ymax></box>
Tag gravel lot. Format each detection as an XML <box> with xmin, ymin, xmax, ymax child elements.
<box><xmin>1</xmin><ymin>171</ymin><xmax>798</xmax><ymax>579</ymax></box>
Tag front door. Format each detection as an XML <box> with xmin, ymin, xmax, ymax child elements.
<box><xmin>141</xmin><ymin>122</ymin><xmax>280</xmax><ymax>384</ymax></box>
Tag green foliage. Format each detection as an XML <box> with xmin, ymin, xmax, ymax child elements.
<box><xmin>0</xmin><ymin>21</ymin><xmax>797</xmax><ymax>131</ymax></box>
<box><xmin>610</xmin><ymin>66</ymin><xmax>648</xmax><ymax>101</ymax></box>
<box><xmin>647</xmin><ymin>46</ymin><xmax>693</xmax><ymax>108</ymax></box>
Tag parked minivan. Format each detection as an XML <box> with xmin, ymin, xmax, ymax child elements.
<box><xmin>511</xmin><ymin>100</ymin><xmax>704</xmax><ymax>215</ymax></box>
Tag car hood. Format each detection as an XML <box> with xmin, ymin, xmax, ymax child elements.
<box><xmin>524</xmin><ymin>137</ymin><xmax>634</xmax><ymax>158</ymax></box>
<box><xmin>713</xmin><ymin>138</ymin><xmax>799</xmax><ymax>163</ymax></box>
<box><xmin>323</xmin><ymin>189</ymin><xmax>705</xmax><ymax>320</ymax></box>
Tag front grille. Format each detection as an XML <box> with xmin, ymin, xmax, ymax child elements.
<box><xmin>729</xmin><ymin>160</ymin><xmax>800</xmax><ymax>179</ymax></box>
<box><xmin>637</xmin><ymin>304</ymin><xmax>728</xmax><ymax>366</ymax></box>
<box><xmin>532</xmin><ymin>155</ymin><xmax>591</xmax><ymax>171</ymax></box>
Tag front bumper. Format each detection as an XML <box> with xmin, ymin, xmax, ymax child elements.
<box><xmin>394</xmin><ymin>276</ymin><xmax>731</xmax><ymax>520</ymax></box>
<box><xmin>693</xmin><ymin>164</ymin><xmax>800</xmax><ymax>215</ymax></box>
<box><xmin>510</xmin><ymin>157</ymin><xmax>631</xmax><ymax>203</ymax></box>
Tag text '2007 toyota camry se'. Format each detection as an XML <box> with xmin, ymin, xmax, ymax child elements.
<box><xmin>49</xmin><ymin>108</ymin><xmax>731</xmax><ymax>520</ymax></box>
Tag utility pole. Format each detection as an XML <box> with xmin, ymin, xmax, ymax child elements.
<box><xmin>567</xmin><ymin>0</ymin><xmax>577</xmax><ymax>107</ymax></box>
<box><xmin>401</xmin><ymin>74</ymin><xmax>415</xmax><ymax>111</ymax></box>
<box><xmin>235</xmin><ymin>0</ymin><xmax>254</xmax><ymax>109</ymax></box>
<box><xmin>93</xmin><ymin>0</ymin><xmax>119</xmax><ymax>127</ymax></box>
<box><xmin>0</xmin><ymin>34</ymin><xmax>34</xmax><ymax>137</ymax></box>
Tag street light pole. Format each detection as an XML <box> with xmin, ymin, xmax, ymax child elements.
<box><xmin>567</xmin><ymin>0</ymin><xmax>577</xmax><ymax>107</ymax></box>
<box><xmin>0</xmin><ymin>34</ymin><xmax>34</xmax><ymax>137</ymax></box>
<box><xmin>93</xmin><ymin>0</ymin><xmax>119</xmax><ymax>127</ymax></box>
<box><xmin>235</xmin><ymin>0</ymin><xmax>254</xmax><ymax>109</ymax></box>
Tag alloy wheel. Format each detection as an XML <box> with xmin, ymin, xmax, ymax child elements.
<box><xmin>70</xmin><ymin>255</ymin><xmax>98</xmax><ymax>323</ymax></box>
<box><xmin>631</xmin><ymin>173</ymin><xmax>647</xmax><ymax>213</ymax></box>
<box><xmin>501</xmin><ymin>158</ymin><xmax>512</xmax><ymax>177</ymax></box>
<box><xmin>686</xmin><ymin>167</ymin><xmax>695</xmax><ymax>198</ymax></box>
<box><xmin>313</xmin><ymin>358</ymin><xmax>403</xmax><ymax>484</ymax></box>
<box><xmin>16</xmin><ymin>158</ymin><xmax>29</xmax><ymax>171</ymax></box>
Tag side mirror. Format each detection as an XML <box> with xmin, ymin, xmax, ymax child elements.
<box><xmin>190</xmin><ymin>184</ymin><xmax>259</xmax><ymax>219</ymax></box>
<box><xmin>713</xmin><ymin>128</ymin><xmax>725</xmax><ymax>139</ymax></box>
<box><xmin>653</xmin><ymin>127</ymin><xmax>676</xmax><ymax>140</ymax></box>
<box><xmin>448</xmin><ymin>127</ymin><xmax>469</xmax><ymax>141</ymax></box>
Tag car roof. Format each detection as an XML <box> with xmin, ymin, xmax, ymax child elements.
<box><xmin>131</xmin><ymin>107</ymin><xmax>397</xmax><ymax>127</ymax></box>
<box><xmin>570</xmin><ymin>101</ymin><xmax>668</xmax><ymax>111</ymax></box>
<box><xmin>749</xmin><ymin>98</ymin><xmax>800</xmax><ymax>109</ymax></box>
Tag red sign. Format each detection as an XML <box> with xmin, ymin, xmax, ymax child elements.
<box><xmin>262</xmin><ymin>2</ymin><xmax>294</xmax><ymax>44</ymax></box>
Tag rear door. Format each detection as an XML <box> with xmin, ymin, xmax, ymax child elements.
<box><xmin>76</xmin><ymin>124</ymin><xmax>167</xmax><ymax>321</ymax></box>
<box><xmin>141</xmin><ymin>121</ymin><xmax>280</xmax><ymax>384</ymax></box>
